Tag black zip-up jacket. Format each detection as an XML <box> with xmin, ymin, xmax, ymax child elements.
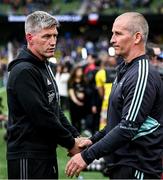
<box><xmin>81</xmin><ymin>55</ymin><xmax>163</xmax><ymax>176</ymax></box>
<box><xmin>7</xmin><ymin>46</ymin><xmax>79</xmax><ymax>160</ymax></box>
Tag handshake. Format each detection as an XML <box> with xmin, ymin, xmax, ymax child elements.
<box><xmin>68</xmin><ymin>136</ymin><xmax>92</xmax><ymax>157</ymax></box>
<box><xmin>65</xmin><ymin>137</ymin><xmax>93</xmax><ymax>178</ymax></box>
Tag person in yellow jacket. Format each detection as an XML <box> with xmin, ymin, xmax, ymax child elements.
<box><xmin>95</xmin><ymin>53</ymin><xmax>117</xmax><ymax>130</ymax></box>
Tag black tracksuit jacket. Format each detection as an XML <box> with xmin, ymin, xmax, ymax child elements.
<box><xmin>7</xmin><ymin>46</ymin><xmax>79</xmax><ymax>160</ymax></box>
<box><xmin>81</xmin><ymin>55</ymin><xmax>163</xmax><ymax>177</ymax></box>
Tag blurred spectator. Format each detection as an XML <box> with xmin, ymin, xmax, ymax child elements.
<box><xmin>0</xmin><ymin>54</ymin><xmax>8</xmax><ymax>87</ymax></box>
<box><xmin>131</xmin><ymin>0</ymin><xmax>152</xmax><ymax>8</ymax></box>
<box><xmin>95</xmin><ymin>51</ymin><xmax>117</xmax><ymax>130</ymax></box>
<box><xmin>68</xmin><ymin>65</ymin><xmax>87</xmax><ymax>133</ymax></box>
<box><xmin>146</xmin><ymin>42</ymin><xmax>161</xmax><ymax>66</ymax></box>
<box><xmin>83</xmin><ymin>53</ymin><xmax>101</xmax><ymax>136</ymax></box>
<box><xmin>146</xmin><ymin>43</ymin><xmax>163</xmax><ymax>80</ymax></box>
<box><xmin>0</xmin><ymin>0</ymin><xmax>162</xmax><ymax>15</ymax></box>
<box><xmin>158</xmin><ymin>3</ymin><xmax>163</xmax><ymax>13</ymax></box>
<box><xmin>55</xmin><ymin>62</ymin><xmax>71</xmax><ymax>111</ymax></box>
<box><xmin>146</xmin><ymin>47</ymin><xmax>159</xmax><ymax>67</ymax></box>
<box><xmin>0</xmin><ymin>97</ymin><xmax>7</xmax><ymax>121</ymax></box>
<box><xmin>84</xmin><ymin>53</ymin><xmax>97</xmax><ymax>75</ymax></box>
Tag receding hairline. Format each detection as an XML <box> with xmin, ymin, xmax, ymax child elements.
<box><xmin>116</xmin><ymin>12</ymin><xmax>144</xmax><ymax>21</ymax></box>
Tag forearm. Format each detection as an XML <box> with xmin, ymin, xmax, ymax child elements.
<box><xmin>59</xmin><ymin>107</ymin><xmax>80</xmax><ymax>137</ymax></box>
<box><xmin>81</xmin><ymin>125</ymin><xmax>137</xmax><ymax>164</ymax></box>
<box><xmin>90</xmin><ymin>127</ymin><xmax>106</xmax><ymax>143</ymax></box>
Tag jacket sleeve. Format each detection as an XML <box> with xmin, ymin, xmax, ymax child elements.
<box><xmin>59</xmin><ymin>107</ymin><xmax>80</xmax><ymax>138</ymax></box>
<box><xmin>90</xmin><ymin>127</ymin><xmax>106</xmax><ymax>143</ymax></box>
<box><xmin>81</xmin><ymin>60</ymin><xmax>160</xmax><ymax>164</ymax></box>
<box><xmin>14</xmin><ymin>68</ymin><xmax>75</xmax><ymax>150</ymax></box>
<box><xmin>81</xmin><ymin>124</ymin><xmax>137</xmax><ymax>164</ymax></box>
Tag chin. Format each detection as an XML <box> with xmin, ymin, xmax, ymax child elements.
<box><xmin>46</xmin><ymin>54</ymin><xmax>54</xmax><ymax>58</ymax></box>
<box><xmin>115</xmin><ymin>51</ymin><xmax>120</xmax><ymax>56</ymax></box>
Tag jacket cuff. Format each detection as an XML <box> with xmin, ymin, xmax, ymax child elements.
<box><xmin>63</xmin><ymin>137</ymin><xmax>75</xmax><ymax>150</ymax></box>
<box><xmin>81</xmin><ymin>148</ymin><xmax>94</xmax><ymax>165</ymax></box>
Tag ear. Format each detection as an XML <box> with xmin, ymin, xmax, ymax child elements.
<box><xmin>134</xmin><ymin>32</ymin><xmax>142</xmax><ymax>44</ymax></box>
<box><xmin>26</xmin><ymin>33</ymin><xmax>33</xmax><ymax>43</ymax></box>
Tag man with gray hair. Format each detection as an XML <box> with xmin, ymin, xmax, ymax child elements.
<box><xmin>7</xmin><ymin>11</ymin><xmax>82</xmax><ymax>179</ymax></box>
<box><xmin>65</xmin><ymin>12</ymin><xmax>163</xmax><ymax>179</ymax></box>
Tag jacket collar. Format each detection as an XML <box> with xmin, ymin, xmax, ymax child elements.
<box><xmin>117</xmin><ymin>54</ymin><xmax>148</xmax><ymax>82</ymax></box>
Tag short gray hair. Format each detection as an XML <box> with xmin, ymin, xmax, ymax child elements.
<box><xmin>117</xmin><ymin>12</ymin><xmax>149</xmax><ymax>44</ymax></box>
<box><xmin>25</xmin><ymin>11</ymin><xmax>59</xmax><ymax>34</ymax></box>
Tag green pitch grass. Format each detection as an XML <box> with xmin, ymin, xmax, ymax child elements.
<box><xmin>0</xmin><ymin>128</ymin><xmax>7</xmax><ymax>179</ymax></box>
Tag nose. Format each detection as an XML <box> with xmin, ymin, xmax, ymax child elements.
<box><xmin>110</xmin><ymin>34</ymin><xmax>115</xmax><ymax>44</ymax></box>
<box><xmin>50</xmin><ymin>36</ymin><xmax>57</xmax><ymax>45</ymax></box>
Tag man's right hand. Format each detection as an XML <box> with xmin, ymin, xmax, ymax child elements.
<box><xmin>68</xmin><ymin>137</ymin><xmax>92</xmax><ymax>157</ymax></box>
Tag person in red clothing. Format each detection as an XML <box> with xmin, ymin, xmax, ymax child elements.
<box><xmin>84</xmin><ymin>53</ymin><xmax>97</xmax><ymax>75</ymax></box>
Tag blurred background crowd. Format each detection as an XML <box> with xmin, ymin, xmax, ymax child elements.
<box><xmin>0</xmin><ymin>0</ymin><xmax>163</xmax><ymax>15</ymax></box>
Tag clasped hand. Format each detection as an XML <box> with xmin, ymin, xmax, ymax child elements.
<box><xmin>68</xmin><ymin>137</ymin><xmax>92</xmax><ymax>157</ymax></box>
<box><xmin>66</xmin><ymin>137</ymin><xmax>92</xmax><ymax>177</ymax></box>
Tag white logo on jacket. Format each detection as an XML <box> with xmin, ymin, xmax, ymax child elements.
<box><xmin>47</xmin><ymin>91</ymin><xmax>55</xmax><ymax>103</ymax></box>
<box><xmin>47</xmin><ymin>78</ymin><xmax>52</xmax><ymax>85</ymax></box>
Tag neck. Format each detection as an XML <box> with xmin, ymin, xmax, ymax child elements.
<box><xmin>27</xmin><ymin>45</ymin><xmax>44</xmax><ymax>61</ymax></box>
<box><xmin>124</xmin><ymin>53</ymin><xmax>145</xmax><ymax>63</ymax></box>
<box><xmin>124</xmin><ymin>45</ymin><xmax>145</xmax><ymax>63</ymax></box>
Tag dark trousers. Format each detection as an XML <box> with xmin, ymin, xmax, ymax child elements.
<box><xmin>7</xmin><ymin>158</ymin><xmax>58</xmax><ymax>179</ymax></box>
<box><xmin>108</xmin><ymin>165</ymin><xmax>161</xmax><ymax>179</ymax></box>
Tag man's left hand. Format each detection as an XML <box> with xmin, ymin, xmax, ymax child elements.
<box><xmin>65</xmin><ymin>153</ymin><xmax>87</xmax><ymax>178</ymax></box>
